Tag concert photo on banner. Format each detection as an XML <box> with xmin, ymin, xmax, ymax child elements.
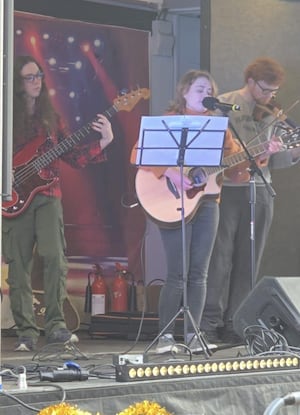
<box><xmin>1</xmin><ymin>11</ymin><xmax>150</xmax><ymax>328</ymax></box>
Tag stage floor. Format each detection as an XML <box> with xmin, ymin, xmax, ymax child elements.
<box><xmin>1</xmin><ymin>330</ymin><xmax>300</xmax><ymax>414</ymax></box>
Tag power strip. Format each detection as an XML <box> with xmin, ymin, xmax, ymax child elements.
<box><xmin>113</xmin><ymin>353</ymin><xmax>147</xmax><ymax>366</ymax></box>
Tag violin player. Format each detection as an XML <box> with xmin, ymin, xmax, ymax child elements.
<box><xmin>201</xmin><ymin>57</ymin><xmax>300</xmax><ymax>345</ymax></box>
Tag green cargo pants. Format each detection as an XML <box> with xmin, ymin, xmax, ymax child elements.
<box><xmin>2</xmin><ymin>194</ymin><xmax>69</xmax><ymax>341</ymax></box>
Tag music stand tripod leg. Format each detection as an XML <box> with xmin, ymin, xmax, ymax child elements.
<box><xmin>144</xmin><ymin>308</ymin><xmax>182</xmax><ymax>354</ymax></box>
<box><xmin>144</xmin><ymin>307</ymin><xmax>212</xmax><ymax>357</ymax></box>
<box><xmin>144</xmin><ymin>307</ymin><xmax>211</xmax><ymax>357</ymax></box>
<box><xmin>183</xmin><ymin>307</ymin><xmax>212</xmax><ymax>357</ymax></box>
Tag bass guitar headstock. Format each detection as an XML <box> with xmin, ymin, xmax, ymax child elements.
<box><xmin>113</xmin><ymin>88</ymin><xmax>150</xmax><ymax>113</ymax></box>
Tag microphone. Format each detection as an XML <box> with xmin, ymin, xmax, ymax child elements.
<box><xmin>203</xmin><ymin>97</ymin><xmax>240</xmax><ymax>112</ymax></box>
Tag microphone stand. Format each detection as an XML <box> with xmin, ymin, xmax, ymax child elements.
<box><xmin>225</xmin><ymin>113</ymin><xmax>276</xmax><ymax>289</ymax></box>
<box><xmin>246</xmin><ymin>152</ymin><xmax>276</xmax><ymax>289</ymax></box>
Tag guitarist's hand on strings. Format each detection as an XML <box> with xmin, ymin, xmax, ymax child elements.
<box><xmin>258</xmin><ymin>134</ymin><xmax>285</xmax><ymax>166</ymax></box>
<box><xmin>265</xmin><ymin>133</ymin><xmax>300</xmax><ymax>162</ymax></box>
<box><xmin>92</xmin><ymin>114</ymin><xmax>114</xmax><ymax>150</ymax></box>
<box><xmin>266</xmin><ymin>134</ymin><xmax>285</xmax><ymax>155</ymax></box>
<box><xmin>164</xmin><ymin>167</ymin><xmax>194</xmax><ymax>191</ymax></box>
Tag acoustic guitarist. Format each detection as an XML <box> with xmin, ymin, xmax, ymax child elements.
<box><xmin>2</xmin><ymin>55</ymin><xmax>114</xmax><ymax>351</ymax></box>
<box><xmin>131</xmin><ymin>70</ymin><xmax>245</xmax><ymax>354</ymax></box>
<box><xmin>132</xmin><ymin>69</ymin><xmax>285</xmax><ymax>354</ymax></box>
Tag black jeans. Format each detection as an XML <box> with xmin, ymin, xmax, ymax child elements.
<box><xmin>158</xmin><ymin>199</ymin><xmax>219</xmax><ymax>335</ymax></box>
<box><xmin>201</xmin><ymin>185</ymin><xmax>274</xmax><ymax>332</ymax></box>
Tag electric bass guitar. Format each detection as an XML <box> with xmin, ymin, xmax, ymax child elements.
<box><xmin>3</xmin><ymin>88</ymin><xmax>150</xmax><ymax>218</ymax></box>
<box><xmin>135</xmin><ymin>128</ymin><xmax>300</xmax><ymax>228</ymax></box>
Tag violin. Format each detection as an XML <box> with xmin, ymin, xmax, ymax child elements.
<box><xmin>253</xmin><ymin>98</ymin><xmax>298</xmax><ymax>128</ymax></box>
<box><xmin>253</xmin><ymin>99</ymin><xmax>283</xmax><ymax>121</ymax></box>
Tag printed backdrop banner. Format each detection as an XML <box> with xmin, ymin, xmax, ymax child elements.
<box><xmin>6</xmin><ymin>12</ymin><xmax>150</xmax><ymax>319</ymax></box>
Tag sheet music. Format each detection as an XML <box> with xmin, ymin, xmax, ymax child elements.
<box><xmin>135</xmin><ymin>115</ymin><xmax>228</xmax><ymax>167</ymax></box>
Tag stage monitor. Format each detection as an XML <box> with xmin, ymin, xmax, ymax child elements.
<box><xmin>233</xmin><ymin>276</ymin><xmax>300</xmax><ymax>347</ymax></box>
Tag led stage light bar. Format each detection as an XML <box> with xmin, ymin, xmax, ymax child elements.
<box><xmin>115</xmin><ymin>355</ymin><xmax>300</xmax><ymax>382</ymax></box>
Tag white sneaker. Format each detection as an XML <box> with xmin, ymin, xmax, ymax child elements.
<box><xmin>14</xmin><ymin>336</ymin><xmax>36</xmax><ymax>352</ymax></box>
<box><xmin>47</xmin><ymin>328</ymin><xmax>79</xmax><ymax>344</ymax></box>
<box><xmin>156</xmin><ymin>335</ymin><xmax>179</xmax><ymax>354</ymax></box>
<box><xmin>70</xmin><ymin>333</ymin><xmax>79</xmax><ymax>343</ymax></box>
<box><xmin>188</xmin><ymin>335</ymin><xmax>217</xmax><ymax>353</ymax></box>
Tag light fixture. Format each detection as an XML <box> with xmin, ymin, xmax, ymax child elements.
<box><xmin>115</xmin><ymin>355</ymin><xmax>300</xmax><ymax>382</ymax></box>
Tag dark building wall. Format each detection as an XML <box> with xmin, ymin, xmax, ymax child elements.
<box><xmin>14</xmin><ymin>0</ymin><xmax>156</xmax><ymax>30</ymax></box>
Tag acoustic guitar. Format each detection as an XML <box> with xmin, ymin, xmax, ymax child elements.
<box><xmin>135</xmin><ymin>127</ymin><xmax>300</xmax><ymax>228</ymax></box>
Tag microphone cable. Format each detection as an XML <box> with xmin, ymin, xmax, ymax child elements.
<box><xmin>243</xmin><ymin>325</ymin><xmax>289</xmax><ymax>355</ymax></box>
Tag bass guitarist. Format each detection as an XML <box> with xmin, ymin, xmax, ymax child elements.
<box><xmin>2</xmin><ymin>55</ymin><xmax>114</xmax><ymax>351</ymax></box>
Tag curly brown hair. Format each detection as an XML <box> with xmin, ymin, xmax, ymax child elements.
<box><xmin>13</xmin><ymin>55</ymin><xmax>60</xmax><ymax>150</ymax></box>
<box><xmin>244</xmin><ymin>57</ymin><xmax>285</xmax><ymax>85</ymax></box>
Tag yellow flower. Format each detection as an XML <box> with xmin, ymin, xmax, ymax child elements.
<box><xmin>37</xmin><ymin>400</ymin><xmax>172</xmax><ymax>415</ymax></box>
<box><xmin>37</xmin><ymin>402</ymin><xmax>98</xmax><ymax>415</ymax></box>
<box><xmin>116</xmin><ymin>400</ymin><xmax>173</xmax><ymax>415</ymax></box>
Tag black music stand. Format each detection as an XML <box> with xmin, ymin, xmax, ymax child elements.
<box><xmin>135</xmin><ymin>115</ymin><xmax>228</xmax><ymax>357</ymax></box>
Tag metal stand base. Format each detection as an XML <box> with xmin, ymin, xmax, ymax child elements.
<box><xmin>144</xmin><ymin>305</ymin><xmax>212</xmax><ymax>358</ymax></box>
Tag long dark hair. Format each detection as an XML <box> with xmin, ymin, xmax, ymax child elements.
<box><xmin>13</xmin><ymin>55</ymin><xmax>60</xmax><ymax>150</ymax></box>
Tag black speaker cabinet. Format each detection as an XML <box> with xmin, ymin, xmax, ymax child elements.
<box><xmin>233</xmin><ymin>276</ymin><xmax>300</xmax><ymax>347</ymax></box>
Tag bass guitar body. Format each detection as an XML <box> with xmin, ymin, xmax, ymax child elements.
<box><xmin>2</xmin><ymin>135</ymin><xmax>57</xmax><ymax>218</ymax></box>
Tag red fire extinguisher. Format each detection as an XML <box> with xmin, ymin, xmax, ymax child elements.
<box><xmin>111</xmin><ymin>262</ymin><xmax>128</xmax><ymax>312</ymax></box>
<box><xmin>91</xmin><ymin>264</ymin><xmax>107</xmax><ymax>315</ymax></box>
